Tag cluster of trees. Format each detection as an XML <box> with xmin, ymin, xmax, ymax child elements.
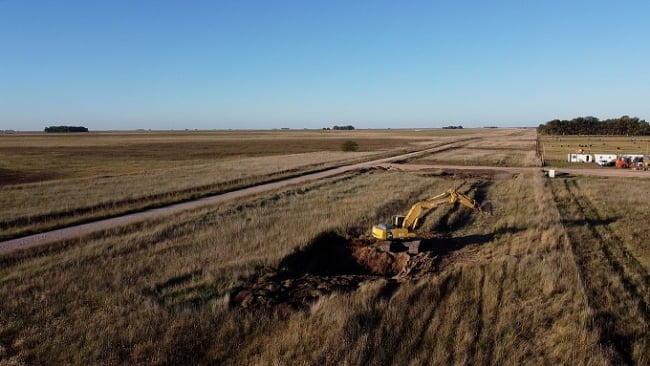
<box><xmin>537</xmin><ymin>116</ymin><xmax>650</xmax><ymax>135</ymax></box>
<box><xmin>332</xmin><ymin>125</ymin><xmax>355</xmax><ymax>130</ymax></box>
<box><xmin>442</xmin><ymin>125</ymin><xmax>463</xmax><ymax>129</ymax></box>
<box><xmin>44</xmin><ymin>126</ymin><xmax>89</xmax><ymax>133</ymax></box>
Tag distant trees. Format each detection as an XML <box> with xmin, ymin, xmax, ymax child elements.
<box><xmin>442</xmin><ymin>125</ymin><xmax>463</xmax><ymax>129</ymax></box>
<box><xmin>537</xmin><ymin>116</ymin><xmax>650</xmax><ymax>135</ymax></box>
<box><xmin>44</xmin><ymin>126</ymin><xmax>89</xmax><ymax>133</ymax></box>
<box><xmin>332</xmin><ymin>125</ymin><xmax>355</xmax><ymax>130</ymax></box>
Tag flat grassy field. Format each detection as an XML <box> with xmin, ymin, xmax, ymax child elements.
<box><xmin>4</xmin><ymin>168</ymin><xmax>648</xmax><ymax>365</ymax></box>
<box><xmin>2</xmin><ymin>128</ymin><xmax>647</xmax><ymax>365</ymax></box>
<box><xmin>0</xmin><ymin>129</ymin><xmax>505</xmax><ymax>239</ymax></box>
<box><xmin>540</xmin><ymin>135</ymin><xmax>650</xmax><ymax>166</ymax></box>
<box><xmin>406</xmin><ymin>128</ymin><xmax>540</xmax><ymax>167</ymax></box>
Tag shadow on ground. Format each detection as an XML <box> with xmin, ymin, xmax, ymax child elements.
<box><xmin>229</xmin><ymin>229</ymin><xmax>497</xmax><ymax>316</ymax></box>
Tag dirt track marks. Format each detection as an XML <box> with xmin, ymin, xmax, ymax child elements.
<box><xmin>551</xmin><ymin>179</ymin><xmax>650</xmax><ymax>364</ymax></box>
<box><xmin>466</xmin><ymin>266</ymin><xmax>486</xmax><ymax>366</ymax></box>
<box><xmin>566</xmin><ymin>180</ymin><xmax>650</xmax><ymax>318</ymax></box>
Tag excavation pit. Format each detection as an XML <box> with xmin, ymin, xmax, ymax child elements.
<box><xmin>229</xmin><ymin>232</ymin><xmax>469</xmax><ymax>315</ymax></box>
<box><xmin>230</xmin><ymin>231</ymin><xmax>494</xmax><ymax>315</ymax></box>
<box><xmin>277</xmin><ymin>232</ymin><xmax>411</xmax><ymax>277</ymax></box>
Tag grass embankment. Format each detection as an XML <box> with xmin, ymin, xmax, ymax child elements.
<box><xmin>0</xmin><ymin>170</ymin><xmax>614</xmax><ymax>365</ymax></box>
<box><xmin>1</xmin><ymin>131</ymin><xmax>456</xmax><ymax>239</ymax></box>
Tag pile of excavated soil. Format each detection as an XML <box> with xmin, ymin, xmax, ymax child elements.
<box><xmin>350</xmin><ymin>244</ymin><xmax>410</xmax><ymax>276</ymax></box>
<box><xmin>229</xmin><ymin>232</ymin><xmax>465</xmax><ymax>314</ymax></box>
<box><xmin>229</xmin><ymin>230</ymin><xmax>489</xmax><ymax>315</ymax></box>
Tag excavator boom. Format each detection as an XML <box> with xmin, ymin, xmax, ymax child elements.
<box><xmin>372</xmin><ymin>188</ymin><xmax>484</xmax><ymax>240</ymax></box>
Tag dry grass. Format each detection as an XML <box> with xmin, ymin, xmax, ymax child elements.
<box><xmin>0</xmin><ymin>151</ymin><xmax>380</xmax><ymax>239</ymax></box>
<box><xmin>540</xmin><ymin>135</ymin><xmax>650</xmax><ymax>167</ymax></box>
<box><xmin>549</xmin><ymin>176</ymin><xmax>650</xmax><ymax>365</ymax></box>
<box><xmin>0</xmin><ymin>169</ymin><xmax>618</xmax><ymax>365</ymax></box>
<box><xmin>0</xmin><ymin>129</ymin><xmax>509</xmax><ymax>239</ymax></box>
<box><xmin>0</xmin><ymin>131</ymin><xmax>434</xmax><ymax>183</ymax></box>
<box><xmin>0</xmin><ymin>129</ymin><xmax>519</xmax><ymax>183</ymax></box>
<box><xmin>406</xmin><ymin>129</ymin><xmax>540</xmax><ymax>167</ymax></box>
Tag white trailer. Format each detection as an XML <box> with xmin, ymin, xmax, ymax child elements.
<box><xmin>567</xmin><ymin>153</ymin><xmax>593</xmax><ymax>163</ymax></box>
<box><xmin>594</xmin><ymin>154</ymin><xmax>617</xmax><ymax>166</ymax></box>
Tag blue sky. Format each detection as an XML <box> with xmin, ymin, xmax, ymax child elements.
<box><xmin>1</xmin><ymin>0</ymin><xmax>649</xmax><ymax>130</ymax></box>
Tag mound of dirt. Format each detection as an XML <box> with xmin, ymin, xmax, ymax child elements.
<box><xmin>351</xmin><ymin>246</ymin><xmax>410</xmax><ymax>276</ymax></box>
<box><xmin>230</xmin><ymin>231</ymin><xmax>491</xmax><ymax>315</ymax></box>
<box><xmin>274</xmin><ymin>232</ymin><xmax>412</xmax><ymax>277</ymax></box>
<box><xmin>230</xmin><ymin>232</ymin><xmax>448</xmax><ymax>315</ymax></box>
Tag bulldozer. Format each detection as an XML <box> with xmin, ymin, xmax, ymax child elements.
<box><xmin>371</xmin><ymin>188</ymin><xmax>486</xmax><ymax>241</ymax></box>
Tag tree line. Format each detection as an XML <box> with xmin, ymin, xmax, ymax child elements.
<box><xmin>537</xmin><ymin>116</ymin><xmax>650</xmax><ymax>135</ymax></box>
<box><xmin>45</xmin><ymin>126</ymin><xmax>89</xmax><ymax>133</ymax></box>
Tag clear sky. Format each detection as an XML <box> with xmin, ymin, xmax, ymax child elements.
<box><xmin>1</xmin><ymin>0</ymin><xmax>649</xmax><ymax>130</ymax></box>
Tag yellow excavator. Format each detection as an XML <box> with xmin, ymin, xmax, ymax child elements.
<box><xmin>371</xmin><ymin>189</ymin><xmax>484</xmax><ymax>240</ymax></box>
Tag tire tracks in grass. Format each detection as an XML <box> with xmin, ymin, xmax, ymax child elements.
<box><xmin>381</xmin><ymin>272</ymin><xmax>458</xmax><ymax>365</ymax></box>
<box><xmin>566</xmin><ymin>180</ymin><xmax>650</xmax><ymax>322</ymax></box>
<box><xmin>490</xmin><ymin>263</ymin><xmax>507</xmax><ymax>363</ymax></box>
<box><xmin>551</xmin><ymin>178</ymin><xmax>649</xmax><ymax>365</ymax></box>
<box><xmin>466</xmin><ymin>265</ymin><xmax>486</xmax><ymax>366</ymax></box>
<box><xmin>571</xmin><ymin>180</ymin><xmax>650</xmax><ymax>306</ymax></box>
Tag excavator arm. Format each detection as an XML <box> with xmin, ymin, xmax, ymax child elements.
<box><xmin>372</xmin><ymin>188</ymin><xmax>487</xmax><ymax>241</ymax></box>
<box><xmin>401</xmin><ymin>197</ymin><xmax>449</xmax><ymax>228</ymax></box>
<box><xmin>401</xmin><ymin>189</ymin><xmax>481</xmax><ymax>229</ymax></box>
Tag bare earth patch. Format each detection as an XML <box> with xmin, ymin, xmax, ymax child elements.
<box><xmin>230</xmin><ymin>231</ymin><xmax>484</xmax><ymax>315</ymax></box>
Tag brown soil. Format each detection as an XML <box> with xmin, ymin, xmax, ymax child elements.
<box><xmin>230</xmin><ymin>231</ymin><xmax>487</xmax><ymax>315</ymax></box>
<box><xmin>230</xmin><ymin>233</ymin><xmax>413</xmax><ymax>315</ymax></box>
<box><xmin>351</xmin><ymin>245</ymin><xmax>410</xmax><ymax>276</ymax></box>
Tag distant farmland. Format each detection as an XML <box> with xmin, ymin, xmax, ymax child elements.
<box><xmin>540</xmin><ymin>135</ymin><xmax>650</xmax><ymax>166</ymax></box>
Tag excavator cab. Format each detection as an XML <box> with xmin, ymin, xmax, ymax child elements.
<box><xmin>392</xmin><ymin>215</ymin><xmax>405</xmax><ymax>227</ymax></box>
<box><xmin>370</xmin><ymin>215</ymin><xmax>417</xmax><ymax>240</ymax></box>
<box><xmin>372</xmin><ymin>223</ymin><xmax>414</xmax><ymax>240</ymax></box>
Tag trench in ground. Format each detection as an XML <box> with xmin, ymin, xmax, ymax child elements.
<box><xmin>230</xmin><ymin>230</ymin><xmax>495</xmax><ymax>315</ymax></box>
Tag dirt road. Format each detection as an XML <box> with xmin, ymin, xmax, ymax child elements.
<box><xmin>380</xmin><ymin>163</ymin><xmax>650</xmax><ymax>178</ymax></box>
<box><xmin>0</xmin><ymin>142</ymin><xmax>469</xmax><ymax>255</ymax></box>
<box><xmin>3</xmin><ymin>148</ymin><xmax>648</xmax><ymax>255</ymax></box>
